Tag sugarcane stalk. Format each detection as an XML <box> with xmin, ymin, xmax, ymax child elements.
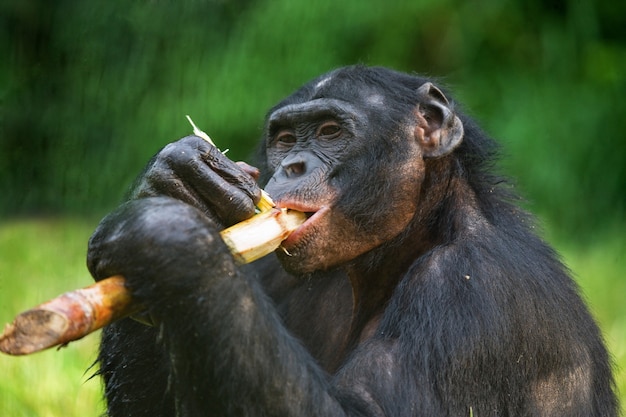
<box><xmin>0</xmin><ymin>207</ymin><xmax>306</xmax><ymax>356</ymax></box>
<box><xmin>0</xmin><ymin>275</ymin><xmax>132</xmax><ymax>356</ymax></box>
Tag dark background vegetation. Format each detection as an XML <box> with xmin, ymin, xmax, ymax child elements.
<box><xmin>1</xmin><ymin>0</ymin><xmax>624</xmax><ymax>236</ymax></box>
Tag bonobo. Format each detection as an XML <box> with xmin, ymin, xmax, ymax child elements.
<box><xmin>87</xmin><ymin>66</ymin><xmax>617</xmax><ymax>416</ymax></box>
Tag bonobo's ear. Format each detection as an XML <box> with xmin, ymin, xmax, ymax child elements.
<box><xmin>414</xmin><ymin>82</ymin><xmax>464</xmax><ymax>158</ymax></box>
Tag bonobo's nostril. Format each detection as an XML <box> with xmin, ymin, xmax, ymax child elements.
<box><xmin>283</xmin><ymin>161</ymin><xmax>306</xmax><ymax>177</ymax></box>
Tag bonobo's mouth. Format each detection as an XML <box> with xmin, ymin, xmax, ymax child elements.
<box><xmin>277</xmin><ymin>203</ymin><xmax>329</xmax><ymax>250</ymax></box>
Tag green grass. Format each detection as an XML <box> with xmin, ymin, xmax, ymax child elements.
<box><xmin>0</xmin><ymin>219</ymin><xmax>624</xmax><ymax>415</ymax></box>
<box><xmin>0</xmin><ymin>219</ymin><xmax>103</xmax><ymax>416</ymax></box>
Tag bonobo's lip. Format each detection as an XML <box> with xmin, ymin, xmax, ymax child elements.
<box><xmin>275</xmin><ymin>202</ymin><xmax>329</xmax><ymax>249</ymax></box>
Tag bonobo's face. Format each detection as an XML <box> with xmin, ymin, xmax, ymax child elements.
<box><xmin>263</xmin><ymin>67</ymin><xmax>463</xmax><ymax>274</ymax></box>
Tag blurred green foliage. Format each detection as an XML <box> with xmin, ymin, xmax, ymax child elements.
<box><xmin>1</xmin><ymin>0</ymin><xmax>624</xmax><ymax>236</ymax></box>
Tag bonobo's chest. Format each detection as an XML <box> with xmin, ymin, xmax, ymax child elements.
<box><xmin>269</xmin><ymin>270</ymin><xmax>355</xmax><ymax>373</ymax></box>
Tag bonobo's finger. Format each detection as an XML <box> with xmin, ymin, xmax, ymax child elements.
<box><xmin>135</xmin><ymin>136</ymin><xmax>261</xmax><ymax>226</ymax></box>
<box><xmin>181</xmin><ymin>159</ymin><xmax>259</xmax><ymax>225</ymax></box>
<box><xmin>135</xmin><ymin>166</ymin><xmax>218</xmax><ymax>221</ymax></box>
<box><xmin>236</xmin><ymin>161</ymin><xmax>261</xmax><ymax>181</ymax></box>
<box><xmin>177</xmin><ymin>142</ymin><xmax>261</xmax><ymax>225</ymax></box>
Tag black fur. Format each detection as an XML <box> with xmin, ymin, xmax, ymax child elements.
<box><xmin>88</xmin><ymin>66</ymin><xmax>617</xmax><ymax>416</ymax></box>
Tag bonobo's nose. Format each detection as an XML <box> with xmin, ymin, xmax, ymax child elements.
<box><xmin>278</xmin><ymin>152</ymin><xmax>325</xmax><ymax>179</ymax></box>
<box><xmin>281</xmin><ymin>155</ymin><xmax>306</xmax><ymax>178</ymax></box>
<box><xmin>265</xmin><ymin>151</ymin><xmax>326</xmax><ymax>198</ymax></box>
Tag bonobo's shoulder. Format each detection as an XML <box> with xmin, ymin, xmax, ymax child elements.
<box><xmin>399</xmin><ymin>217</ymin><xmax>572</xmax><ymax>297</ymax></box>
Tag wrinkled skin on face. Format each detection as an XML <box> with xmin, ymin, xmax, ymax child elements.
<box><xmin>263</xmin><ymin>73</ymin><xmax>463</xmax><ymax>273</ymax></box>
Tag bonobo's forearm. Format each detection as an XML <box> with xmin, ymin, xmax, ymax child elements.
<box><xmin>88</xmin><ymin>198</ymin><xmax>348</xmax><ymax>416</ymax></box>
<box><xmin>98</xmin><ymin>319</ymin><xmax>176</xmax><ymax>417</ymax></box>
<box><xmin>156</xmin><ymin>264</ymin><xmax>347</xmax><ymax>416</ymax></box>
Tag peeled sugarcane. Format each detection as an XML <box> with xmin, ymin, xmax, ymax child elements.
<box><xmin>0</xmin><ymin>117</ymin><xmax>307</xmax><ymax>356</ymax></box>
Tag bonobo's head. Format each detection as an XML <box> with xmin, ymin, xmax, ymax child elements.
<box><xmin>263</xmin><ymin>66</ymin><xmax>464</xmax><ymax>274</ymax></box>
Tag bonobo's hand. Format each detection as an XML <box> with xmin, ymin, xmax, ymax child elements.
<box><xmin>132</xmin><ymin>135</ymin><xmax>262</xmax><ymax>227</ymax></box>
<box><xmin>87</xmin><ymin>197</ymin><xmax>238</xmax><ymax>318</ymax></box>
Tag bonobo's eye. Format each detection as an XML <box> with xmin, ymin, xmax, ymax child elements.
<box><xmin>275</xmin><ymin>130</ymin><xmax>297</xmax><ymax>147</ymax></box>
<box><xmin>317</xmin><ymin>121</ymin><xmax>342</xmax><ymax>139</ymax></box>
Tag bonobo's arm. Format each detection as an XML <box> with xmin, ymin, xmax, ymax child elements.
<box><xmin>88</xmin><ymin>198</ymin><xmax>349</xmax><ymax>416</ymax></box>
<box><xmin>87</xmin><ymin>136</ymin><xmax>264</xmax><ymax>416</ymax></box>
